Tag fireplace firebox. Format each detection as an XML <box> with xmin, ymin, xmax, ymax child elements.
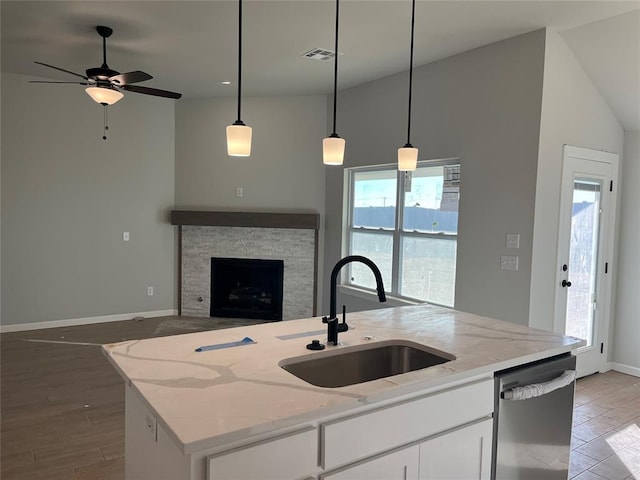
<box><xmin>210</xmin><ymin>257</ymin><xmax>284</xmax><ymax>321</ymax></box>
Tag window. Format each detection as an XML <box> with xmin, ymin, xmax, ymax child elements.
<box><xmin>346</xmin><ymin>161</ymin><xmax>460</xmax><ymax>307</ymax></box>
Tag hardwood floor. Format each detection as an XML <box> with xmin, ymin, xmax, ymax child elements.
<box><xmin>1</xmin><ymin>316</ymin><xmax>639</xmax><ymax>479</ymax></box>
<box><xmin>0</xmin><ymin>316</ymin><xmax>264</xmax><ymax>480</ymax></box>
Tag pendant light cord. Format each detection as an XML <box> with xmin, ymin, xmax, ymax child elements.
<box><xmin>406</xmin><ymin>0</ymin><xmax>416</xmax><ymax>146</ymax></box>
<box><xmin>331</xmin><ymin>0</ymin><xmax>340</xmax><ymax>136</ymax></box>
<box><xmin>235</xmin><ymin>0</ymin><xmax>243</xmax><ymax>124</ymax></box>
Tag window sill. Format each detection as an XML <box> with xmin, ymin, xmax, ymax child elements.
<box><xmin>338</xmin><ymin>285</ymin><xmax>423</xmax><ymax>307</ymax></box>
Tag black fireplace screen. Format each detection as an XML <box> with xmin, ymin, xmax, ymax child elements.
<box><xmin>210</xmin><ymin>257</ymin><xmax>284</xmax><ymax>321</ymax></box>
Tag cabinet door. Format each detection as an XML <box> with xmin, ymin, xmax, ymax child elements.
<box><xmin>322</xmin><ymin>445</ymin><xmax>419</xmax><ymax>480</ymax></box>
<box><xmin>419</xmin><ymin>419</ymin><xmax>493</xmax><ymax>480</ymax></box>
<box><xmin>208</xmin><ymin>427</ymin><xmax>317</xmax><ymax>480</ymax></box>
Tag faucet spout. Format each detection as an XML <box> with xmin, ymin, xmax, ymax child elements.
<box><xmin>325</xmin><ymin>255</ymin><xmax>386</xmax><ymax>345</ymax></box>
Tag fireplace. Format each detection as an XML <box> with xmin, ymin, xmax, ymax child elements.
<box><xmin>210</xmin><ymin>257</ymin><xmax>284</xmax><ymax>321</ymax></box>
<box><xmin>172</xmin><ymin>211</ymin><xmax>319</xmax><ymax>320</ymax></box>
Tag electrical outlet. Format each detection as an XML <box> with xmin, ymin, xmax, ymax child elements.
<box><xmin>147</xmin><ymin>286</ymin><xmax>154</xmax><ymax>296</ymax></box>
<box><xmin>501</xmin><ymin>255</ymin><xmax>519</xmax><ymax>271</ymax></box>
<box><xmin>123</xmin><ymin>232</ymin><xmax>130</xmax><ymax>242</ymax></box>
<box><xmin>506</xmin><ymin>233</ymin><xmax>520</xmax><ymax>249</ymax></box>
<box><xmin>236</xmin><ymin>187</ymin><xmax>243</xmax><ymax>197</ymax></box>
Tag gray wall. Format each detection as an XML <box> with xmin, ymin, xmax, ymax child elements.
<box><xmin>324</xmin><ymin>30</ymin><xmax>546</xmax><ymax>324</ymax></box>
<box><xmin>174</xmin><ymin>95</ymin><xmax>327</xmax><ymax>310</ymax></box>
<box><xmin>1</xmin><ymin>73</ymin><xmax>176</xmax><ymax>327</ymax></box>
<box><xmin>612</xmin><ymin>131</ymin><xmax>640</xmax><ymax>372</ymax></box>
<box><xmin>529</xmin><ymin>30</ymin><xmax>624</xmax><ymax>333</ymax></box>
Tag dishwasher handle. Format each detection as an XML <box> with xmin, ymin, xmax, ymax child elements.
<box><xmin>501</xmin><ymin>370</ymin><xmax>576</xmax><ymax>400</ymax></box>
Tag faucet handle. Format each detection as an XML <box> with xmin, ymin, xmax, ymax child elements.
<box><xmin>337</xmin><ymin>322</ymin><xmax>349</xmax><ymax>333</ymax></box>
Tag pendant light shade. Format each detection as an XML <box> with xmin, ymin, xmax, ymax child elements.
<box><xmin>398</xmin><ymin>0</ymin><xmax>418</xmax><ymax>171</ymax></box>
<box><xmin>85</xmin><ymin>86</ymin><xmax>123</xmax><ymax>105</ymax></box>
<box><xmin>398</xmin><ymin>144</ymin><xmax>418</xmax><ymax>171</ymax></box>
<box><xmin>323</xmin><ymin>134</ymin><xmax>346</xmax><ymax>165</ymax></box>
<box><xmin>226</xmin><ymin>122</ymin><xmax>252</xmax><ymax>156</ymax></box>
<box><xmin>323</xmin><ymin>0</ymin><xmax>345</xmax><ymax>166</ymax></box>
<box><xmin>227</xmin><ymin>0</ymin><xmax>252</xmax><ymax>157</ymax></box>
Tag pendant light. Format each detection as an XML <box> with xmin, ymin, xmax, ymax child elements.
<box><xmin>398</xmin><ymin>0</ymin><xmax>418</xmax><ymax>171</ymax></box>
<box><xmin>323</xmin><ymin>0</ymin><xmax>345</xmax><ymax>166</ymax></box>
<box><xmin>227</xmin><ymin>0</ymin><xmax>252</xmax><ymax>157</ymax></box>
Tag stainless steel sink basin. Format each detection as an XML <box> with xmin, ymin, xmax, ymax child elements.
<box><xmin>279</xmin><ymin>340</ymin><xmax>455</xmax><ymax>388</ymax></box>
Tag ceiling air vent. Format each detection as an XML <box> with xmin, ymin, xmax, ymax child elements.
<box><xmin>302</xmin><ymin>48</ymin><xmax>340</xmax><ymax>62</ymax></box>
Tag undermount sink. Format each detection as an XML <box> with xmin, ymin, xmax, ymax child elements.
<box><xmin>279</xmin><ymin>340</ymin><xmax>455</xmax><ymax>388</ymax></box>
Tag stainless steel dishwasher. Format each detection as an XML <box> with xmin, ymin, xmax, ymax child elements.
<box><xmin>492</xmin><ymin>353</ymin><xmax>577</xmax><ymax>480</ymax></box>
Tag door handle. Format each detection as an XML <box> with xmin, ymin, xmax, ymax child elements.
<box><xmin>562</xmin><ymin>279</ymin><xmax>572</xmax><ymax>288</ymax></box>
<box><xmin>501</xmin><ymin>370</ymin><xmax>576</xmax><ymax>400</ymax></box>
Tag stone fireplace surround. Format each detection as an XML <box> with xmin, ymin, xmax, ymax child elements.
<box><xmin>171</xmin><ymin>211</ymin><xmax>319</xmax><ymax>320</ymax></box>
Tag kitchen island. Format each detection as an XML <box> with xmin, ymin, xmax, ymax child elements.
<box><xmin>102</xmin><ymin>304</ymin><xmax>583</xmax><ymax>480</ymax></box>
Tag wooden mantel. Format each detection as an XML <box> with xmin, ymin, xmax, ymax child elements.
<box><xmin>170</xmin><ymin>210</ymin><xmax>320</xmax><ymax>230</ymax></box>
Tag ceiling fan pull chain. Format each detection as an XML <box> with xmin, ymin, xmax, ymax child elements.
<box><xmin>103</xmin><ymin>105</ymin><xmax>109</xmax><ymax>140</ymax></box>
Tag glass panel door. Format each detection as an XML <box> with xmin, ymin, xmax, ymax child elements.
<box><xmin>565</xmin><ymin>180</ymin><xmax>602</xmax><ymax>346</ymax></box>
<box><xmin>555</xmin><ymin>145</ymin><xmax>618</xmax><ymax>378</ymax></box>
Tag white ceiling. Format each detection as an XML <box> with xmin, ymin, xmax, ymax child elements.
<box><xmin>2</xmin><ymin>1</ymin><xmax>638</xmax><ymax>130</ymax></box>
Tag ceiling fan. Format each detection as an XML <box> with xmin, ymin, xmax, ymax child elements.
<box><xmin>31</xmin><ymin>25</ymin><xmax>182</xmax><ymax>105</ymax></box>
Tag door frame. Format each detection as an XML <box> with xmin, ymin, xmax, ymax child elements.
<box><xmin>554</xmin><ymin>145</ymin><xmax>619</xmax><ymax>376</ymax></box>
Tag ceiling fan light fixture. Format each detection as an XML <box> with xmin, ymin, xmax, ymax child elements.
<box><xmin>85</xmin><ymin>86</ymin><xmax>123</xmax><ymax>105</ymax></box>
<box><xmin>323</xmin><ymin>134</ymin><xmax>345</xmax><ymax>165</ymax></box>
<box><xmin>226</xmin><ymin>121</ymin><xmax>252</xmax><ymax>156</ymax></box>
<box><xmin>398</xmin><ymin>144</ymin><xmax>418</xmax><ymax>171</ymax></box>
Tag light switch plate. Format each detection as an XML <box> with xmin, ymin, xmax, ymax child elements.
<box><xmin>501</xmin><ymin>255</ymin><xmax>519</xmax><ymax>271</ymax></box>
<box><xmin>123</xmin><ymin>232</ymin><xmax>130</xmax><ymax>242</ymax></box>
<box><xmin>506</xmin><ymin>233</ymin><xmax>520</xmax><ymax>249</ymax></box>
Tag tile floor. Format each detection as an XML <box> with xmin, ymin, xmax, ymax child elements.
<box><xmin>1</xmin><ymin>316</ymin><xmax>639</xmax><ymax>479</ymax></box>
<box><xmin>568</xmin><ymin>370</ymin><xmax>640</xmax><ymax>479</ymax></box>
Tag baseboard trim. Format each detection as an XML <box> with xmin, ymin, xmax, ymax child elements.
<box><xmin>610</xmin><ymin>362</ymin><xmax>640</xmax><ymax>378</ymax></box>
<box><xmin>0</xmin><ymin>310</ymin><xmax>178</xmax><ymax>333</ymax></box>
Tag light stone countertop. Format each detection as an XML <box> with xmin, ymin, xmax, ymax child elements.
<box><xmin>102</xmin><ymin>304</ymin><xmax>583</xmax><ymax>454</ymax></box>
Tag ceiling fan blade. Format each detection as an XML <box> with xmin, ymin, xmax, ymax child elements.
<box><xmin>29</xmin><ymin>80</ymin><xmax>89</xmax><ymax>85</ymax></box>
<box><xmin>121</xmin><ymin>84</ymin><xmax>182</xmax><ymax>99</ymax></box>
<box><xmin>34</xmin><ymin>61</ymin><xmax>89</xmax><ymax>80</ymax></box>
<box><xmin>110</xmin><ymin>71</ymin><xmax>153</xmax><ymax>85</ymax></box>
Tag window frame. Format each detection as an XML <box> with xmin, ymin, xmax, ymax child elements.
<box><xmin>346</xmin><ymin>158</ymin><xmax>460</xmax><ymax>306</ymax></box>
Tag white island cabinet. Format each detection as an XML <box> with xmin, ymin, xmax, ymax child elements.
<box><xmin>321</xmin><ymin>419</ymin><xmax>493</xmax><ymax>480</ymax></box>
<box><xmin>103</xmin><ymin>304</ymin><xmax>582</xmax><ymax>480</ymax></box>
<box><xmin>127</xmin><ymin>375</ymin><xmax>493</xmax><ymax>480</ymax></box>
<box><xmin>318</xmin><ymin>378</ymin><xmax>493</xmax><ymax>480</ymax></box>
